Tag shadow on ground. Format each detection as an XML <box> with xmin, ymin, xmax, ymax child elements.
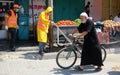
<box><xmin>51</xmin><ymin>65</ymin><xmax>101</xmax><ymax>75</ymax></box>
<box><xmin>108</xmin><ymin>71</ymin><xmax>120</xmax><ymax>75</ymax></box>
<box><xmin>19</xmin><ymin>52</ymin><xmax>43</xmax><ymax>60</ymax></box>
<box><xmin>19</xmin><ymin>45</ymin><xmax>62</xmax><ymax>60</ymax></box>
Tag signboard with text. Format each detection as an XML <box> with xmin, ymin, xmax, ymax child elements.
<box><xmin>29</xmin><ymin>0</ymin><xmax>46</xmax><ymax>26</ymax></box>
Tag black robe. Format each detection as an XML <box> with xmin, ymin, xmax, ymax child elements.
<box><xmin>77</xmin><ymin>19</ymin><xmax>103</xmax><ymax>66</ymax></box>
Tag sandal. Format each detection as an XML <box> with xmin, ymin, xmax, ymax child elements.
<box><xmin>95</xmin><ymin>67</ymin><xmax>102</xmax><ymax>72</ymax></box>
<box><xmin>74</xmin><ymin>66</ymin><xmax>83</xmax><ymax>71</ymax></box>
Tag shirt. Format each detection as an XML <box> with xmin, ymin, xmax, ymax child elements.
<box><xmin>113</xmin><ymin>16</ymin><xmax>120</xmax><ymax>22</ymax></box>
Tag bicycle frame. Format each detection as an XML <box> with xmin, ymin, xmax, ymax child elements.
<box><xmin>66</xmin><ymin>38</ymin><xmax>83</xmax><ymax>56</ymax></box>
<box><xmin>56</xmin><ymin>37</ymin><xmax>106</xmax><ymax>69</ymax></box>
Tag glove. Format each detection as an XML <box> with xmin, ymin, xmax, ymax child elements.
<box><xmin>5</xmin><ymin>26</ymin><xmax>8</xmax><ymax>30</ymax></box>
<box><xmin>17</xmin><ymin>25</ymin><xmax>19</xmax><ymax>29</ymax></box>
<box><xmin>46</xmin><ymin>30</ymin><xmax>48</xmax><ymax>34</ymax></box>
<box><xmin>68</xmin><ymin>33</ymin><xmax>73</xmax><ymax>37</ymax></box>
<box><xmin>51</xmin><ymin>21</ymin><xmax>56</xmax><ymax>25</ymax></box>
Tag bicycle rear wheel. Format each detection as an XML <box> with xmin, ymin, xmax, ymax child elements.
<box><xmin>56</xmin><ymin>47</ymin><xmax>77</xmax><ymax>69</ymax></box>
<box><xmin>101</xmin><ymin>46</ymin><xmax>107</xmax><ymax>62</ymax></box>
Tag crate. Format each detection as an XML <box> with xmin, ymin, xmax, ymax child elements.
<box><xmin>53</xmin><ymin>25</ymin><xmax>77</xmax><ymax>43</ymax></box>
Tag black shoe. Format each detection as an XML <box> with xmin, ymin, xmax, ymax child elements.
<box><xmin>43</xmin><ymin>50</ymin><xmax>48</xmax><ymax>53</ymax></box>
<box><xmin>38</xmin><ymin>51</ymin><xmax>44</xmax><ymax>55</ymax></box>
<box><xmin>11</xmin><ymin>49</ymin><xmax>15</xmax><ymax>52</ymax></box>
<box><xmin>10</xmin><ymin>48</ymin><xmax>15</xmax><ymax>52</ymax></box>
<box><xmin>74</xmin><ymin>66</ymin><xmax>83</xmax><ymax>71</ymax></box>
<box><xmin>95</xmin><ymin>67</ymin><xmax>102</xmax><ymax>72</ymax></box>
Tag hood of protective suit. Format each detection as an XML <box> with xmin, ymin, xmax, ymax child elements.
<box><xmin>46</xmin><ymin>7</ymin><xmax>53</xmax><ymax>13</ymax></box>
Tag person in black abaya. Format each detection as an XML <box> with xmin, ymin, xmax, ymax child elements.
<box><xmin>69</xmin><ymin>12</ymin><xmax>103</xmax><ymax>71</ymax></box>
<box><xmin>85</xmin><ymin>1</ymin><xmax>90</xmax><ymax>16</ymax></box>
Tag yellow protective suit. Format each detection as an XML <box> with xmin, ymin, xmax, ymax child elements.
<box><xmin>37</xmin><ymin>7</ymin><xmax>52</xmax><ymax>43</ymax></box>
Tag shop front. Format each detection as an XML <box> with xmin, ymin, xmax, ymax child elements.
<box><xmin>0</xmin><ymin>0</ymin><xmax>29</xmax><ymax>40</ymax></box>
<box><xmin>15</xmin><ymin>0</ymin><xmax>29</xmax><ymax>40</ymax></box>
<box><xmin>0</xmin><ymin>0</ymin><xmax>104</xmax><ymax>40</ymax></box>
<box><xmin>102</xmin><ymin>0</ymin><xmax>120</xmax><ymax>20</ymax></box>
<box><xmin>53</xmin><ymin>0</ymin><xmax>85</xmax><ymax>22</ymax></box>
<box><xmin>0</xmin><ymin>0</ymin><xmax>14</xmax><ymax>39</ymax></box>
<box><xmin>0</xmin><ymin>0</ymin><xmax>47</xmax><ymax>40</ymax></box>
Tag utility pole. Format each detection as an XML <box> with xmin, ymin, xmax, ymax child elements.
<box><xmin>31</xmin><ymin>0</ymin><xmax>36</xmax><ymax>45</ymax></box>
<box><xmin>48</xmin><ymin>0</ymin><xmax>54</xmax><ymax>50</ymax></box>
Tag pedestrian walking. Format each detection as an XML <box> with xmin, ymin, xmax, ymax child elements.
<box><xmin>85</xmin><ymin>1</ymin><xmax>90</xmax><ymax>16</ymax></box>
<box><xmin>37</xmin><ymin>7</ymin><xmax>53</xmax><ymax>55</ymax></box>
<box><xmin>69</xmin><ymin>12</ymin><xmax>103</xmax><ymax>71</ymax></box>
<box><xmin>5</xmin><ymin>4</ymin><xmax>20</xmax><ymax>51</ymax></box>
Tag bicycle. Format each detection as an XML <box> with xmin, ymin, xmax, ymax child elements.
<box><xmin>56</xmin><ymin>36</ymin><xmax>107</xmax><ymax>69</ymax></box>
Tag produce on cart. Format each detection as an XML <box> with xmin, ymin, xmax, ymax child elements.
<box><xmin>56</xmin><ymin>20</ymin><xmax>76</xmax><ymax>26</ymax></box>
<box><xmin>74</xmin><ymin>18</ymin><xmax>81</xmax><ymax>26</ymax></box>
<box><xmin>54</xmin><ymin>19</ymin><xmax>120</xmax><ymax>45</ymax></box>
<box><xmin>103</xmin><ymin>20</ymin><xmax>120</xmax><ymax>31</ymax></box>
<box><xmin>54</xmin><ymin>20</ymin><xmax>78</xmax><ymax>45</ymax></box>
<box><xmin>94</xmin><ymin>20</ymin><xmax>120</xmax><ymax>44</ymax></box>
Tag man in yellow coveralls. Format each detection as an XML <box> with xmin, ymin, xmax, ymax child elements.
<box><xmin>37</xmin><ymin>7</ymin><xmax>53</xmax><ymax>55</ymax></box>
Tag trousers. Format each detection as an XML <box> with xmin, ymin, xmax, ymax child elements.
<box><xmin>39</xmin><ymin>42</ymin><xmax>46</xmax><ymax>52</ymax></box>
<box><xmin>8</xmin><ymin>28</ymin><xmax>17</xmax><ymax>49</ymax></box>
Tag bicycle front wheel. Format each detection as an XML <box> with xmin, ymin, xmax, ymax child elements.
<box><xmin>101</xmin><ymin>46</ymin><xmax>107</xmax><ymax>62</ymax></box>
<box><xmin>56</xmin><ymin>47</ymin><xmax>77</xmax><ymax>69</ymax></box>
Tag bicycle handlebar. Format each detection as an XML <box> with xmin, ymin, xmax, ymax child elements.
<box><xmin>68</xmin><ymin>35</ymin><xmax>84</xmax><ymax>45</ymax></box>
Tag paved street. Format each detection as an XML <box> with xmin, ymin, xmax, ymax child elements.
<box><xmin>0</xmin><ymin>49</ymin><xmax>120</xmax><ymax>75</ymax></box>
<box><xmin>0</xmin><ymin>40</ymin><xmax>120</xmax><ymax>75</ymax></box>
